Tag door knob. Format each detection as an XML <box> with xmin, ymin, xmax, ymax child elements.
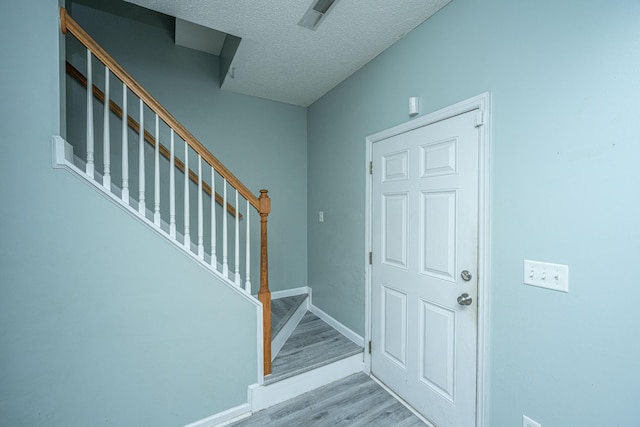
<box><xmin>461</xmin><ymin>270</ymin><xmax>472</xmax><ymax>281</ymax></box>
<box><xmin>457</xmin><ymin>293</ymin><xmax>473</xmax><ymax>306</ymax></box>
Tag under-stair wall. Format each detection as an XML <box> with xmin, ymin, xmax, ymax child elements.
<box><xmin>66</xmin><ymin>0</ymin><xmax>309</xmax><ymax>293</ymax></box>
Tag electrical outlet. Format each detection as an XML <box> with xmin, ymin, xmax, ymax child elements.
<box><xmin>319</xmin><ymin>211</ymin><xmax>324</xmax><ymax>222</ymax></box>
<box><xmin>524</xmin><ymin>259</ymin><xmax>569</xmax><ymax>292</ymax></box>
<box><xmin>523</xmin><ymin>415</ymin><xmax>541</xmax><ymax>427</ymax></box>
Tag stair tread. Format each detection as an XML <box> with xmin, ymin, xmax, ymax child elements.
<box><xmin>266</xmin><ymin>312</ymin><xmax>362</xmax><ymax>385</ymax></box>
<box><xmin>271</xmin><ymin>294</ymin><xmax>308</xmax><ymax>337</ymax></box>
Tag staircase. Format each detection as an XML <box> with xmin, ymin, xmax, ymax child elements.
<box><xmin>61</xmin><ymin>5</ymin><xmax>274</xmax><ymax>376</ymax></box>
<box><xmin>247</xmin><ymin>291</ymin><xmax>364</xmax><ymax>418</ymax></box>
<box><xmin>58</xmin><ymin>8</ymin><xmax>364</xmax><ymax>425</ymax></box>
<box><xmin>270</xmin><ymin>294</ymin><xmax>362</xmax><ymax>383</ymax></box>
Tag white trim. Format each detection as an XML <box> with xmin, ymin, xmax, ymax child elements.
<box><xmin>363</xmin><ymin>92</ymin><xmax>491</xmax><ymax>427</ymax></box>
<box><xmin>364</xmin><ymin>136</ymin><xmax>373</xmax><ymax>374</ymax></box>
<box><xmin>181</xmin><ymin>403</ymin><xmax>251</xmax><ymax>427</ymax></box>
<box><xmin>308</xmin><ymin>303</ymin><xmax>364</xmax><ymax>347</ymax></box>
<box><xmin>270</xmin><ymin>286</ymin><xmax>310</xmax><ymax>299</ymax></box>
<box><xmin>52</xmin><ymin>135</ymin><xmax>266</xmax><ymax>388</ymax></box>
<box><xmin>249</xmin><ymin>352</ymin><xmax>363</xmax><ymax>412</ymax></box>
<box><xmin>52</xmin><ymin>134</ymin><xmax>74</xmax><ymax>168</ymax></box>
<box><xmin>271</xmin><ymin>295</ymin><xmax>309</xmax><ymax>360</ymax></box>
<box><xmin>476</xmin><ymin>92</ymin><xmax>492</xmax><ymax>427</ymax></box>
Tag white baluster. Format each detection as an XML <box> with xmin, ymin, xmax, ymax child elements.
<box><xmin>184</xmin><ymin>141</ymin><xmax>190</xmax><ymax>249</ymax></box>
<box><xmin>86</xmin><ymin>50</ymin><xmax>94</xmax><ymax>178</ymax></box>
<box><xmin>211</xmin><ymin>166</ymin><xmax>217</xmax><ymax>267</ymax></box>
<box><xmin>153</xmin><ymin>114</ymin><xmax>160</xmax><ymax>226</ymax></box>
<box><xmin>121</xmin><ymin>84</ymin><xmax>129</xmax><ymax>202</ymax></box>
<box><xmin>102</xmin><ymin>66</ymin><xmax>111</xmax><ymax>190</ymax></box>
<box><xmin>169</xmin><ymin>130</ymin><xmax>176</xmax><ymax>238</ymax></box>
<box><xmin>222</xmin><ymin>179</ymin><xmax>228</xmax><ymax>277</ymax></box>
<box><xmin>197</xmin><ymin>155</ymin><xmax>204</xmax><ymax>258</ymax></box>
<box><xmin>234</xmin><ymin>189</ymin><xmax>240</xmax><ymax>286</ymax></box>
<box><xmin>138</xmin><ymin>99</ymin><xmax>146</xmax><ymax>214</ymax></box>
<box><xmin>245</xmin><ymin>200</ymin><xmax>251</xmax><ymax>292</ymax></box>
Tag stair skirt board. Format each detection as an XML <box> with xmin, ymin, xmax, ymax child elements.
<box><xmin>271</xmin><ymin>296</ymin><xmax>309</xmax><ymax>360</ymax></box>
<box><xmin>249</xmin><ymin>352</ymin><xmax>364</xmax><ymax>413</ymax></box>
<box><xmin>181</xmin><ymin>403</ymin><xmax>251</xmax><ymax>427</ymax></box>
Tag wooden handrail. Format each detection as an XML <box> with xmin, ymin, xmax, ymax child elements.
<box><xmin>66</xmin><ymin>61</ymin><xmax>242</xmax><ymax>219</ymax></box>
<box><xmin>60</xmin><ymin>7</ymin><xmax>260</xmax><ymax>211</ymax></box>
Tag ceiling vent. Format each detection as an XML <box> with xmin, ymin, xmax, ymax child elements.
<box><xmin>298</xmin><ymin>0</ymin><xmax>339</xmax><ymax>31</ymax></box>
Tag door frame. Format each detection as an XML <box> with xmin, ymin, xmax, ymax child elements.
<box><xmin>364</xmin><ymin>92</ymin><xmax>491</xmax><ymax>427</ymax></box>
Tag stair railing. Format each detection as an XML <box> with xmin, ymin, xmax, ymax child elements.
<box><xmin>60</xmin><ymin>8</ymin><xmax>272</xmax><ymax>374</ymax></box>
<box><xmin>66</xmin><ymin>62</ymin><xmax>244</xmax><ymax>220</ymax></box>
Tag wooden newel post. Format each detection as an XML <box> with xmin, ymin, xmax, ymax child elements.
<box><xmin>258</xmin><ymin>189</ymin><xmax>272</xmax><ymax>375</ymax></box>
<box><xmin>60</xmin><ymin>8</ymin><xmax>68</xmax><ymax>34</ymax></box>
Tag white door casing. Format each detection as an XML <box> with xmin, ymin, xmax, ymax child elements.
<box><xmin>364</xmin><ymin>94</ymin><xmax>490</xmax><ymax>427</ymax></box>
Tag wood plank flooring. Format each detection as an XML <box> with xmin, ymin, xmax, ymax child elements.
<box><xmin>271</xmin><ymin>295</ymin><xmax>307</xmax><ymax>337</ymax></box>
<box><xmin>266</xmin><ymin>312</ymin><xmax>362</xmax><ymax>384</ymax></box>
<box><xmin>231</xmin><ymin>373</ymin><xmax>425</xmax><ymax>426</ymax></box>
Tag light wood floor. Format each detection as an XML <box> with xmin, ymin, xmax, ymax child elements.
<box><xmin>231</xmin><ymin>373</ymin><xmax>425</xmax><ymax>426</ymax></box>
<box><xmin>271</xmin><ymin>295</ymin><xmax>307</xmax><ymax>337</ymax></box>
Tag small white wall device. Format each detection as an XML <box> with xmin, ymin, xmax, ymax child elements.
<box><xmin>408</xmin><ymin>96</ymin><xmax>420</xmax><ymax>117</ymax></box>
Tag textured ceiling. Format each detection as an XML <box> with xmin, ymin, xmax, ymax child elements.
<box><xmin>124</xmin><ymin>0</ymin><xmax>452</xmax><ymax>106</ymax></box>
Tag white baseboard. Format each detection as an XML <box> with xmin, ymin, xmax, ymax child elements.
<box><xmin>249</xmin><ymin>352</ymin><xmax>363</xmax><ymax>412</ymax></box>
<box><xmin>271</xmin><ymin>295</ymin><xmax>309</xmax><ymax>360</ymax></box>
<box><xmin>270</xmin><ymin>286</ymin><xmax>309</xmax><ymax>299</ymax></box>
<box><xmin>181</xmin><ymin>403</ymin><xmax>251</xmax><ymax>427</ymax></box>
<box><xmin>309</xmin><ymin>303</ymin><xmax>364</xmax><ymax>347</ymax></box>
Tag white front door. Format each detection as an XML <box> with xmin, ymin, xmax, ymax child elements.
<box><xmin>371</xmin><ymin>110</ymin><xmax>480</xmax><ymax>426</ymax></box>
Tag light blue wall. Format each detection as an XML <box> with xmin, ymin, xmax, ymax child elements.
<box><xmin>67</xmin><ymin>0</ymin><xmax>308</xmax><ymax>293</ymax></box>
<box><xmin>308</xmin><ymin>0</ymin><xmax>640</xmax><ymax>425</ymax></box>
<box><xmin>0</xmin><ymin>1</ymin><xmax>260</xmax><ymax>426</ymax></box>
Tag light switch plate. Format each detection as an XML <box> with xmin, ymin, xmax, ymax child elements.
<box><xmin>524</xmin><ymin>260</ymin><xmax>569</xmax><ymax>293</ymax></box>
